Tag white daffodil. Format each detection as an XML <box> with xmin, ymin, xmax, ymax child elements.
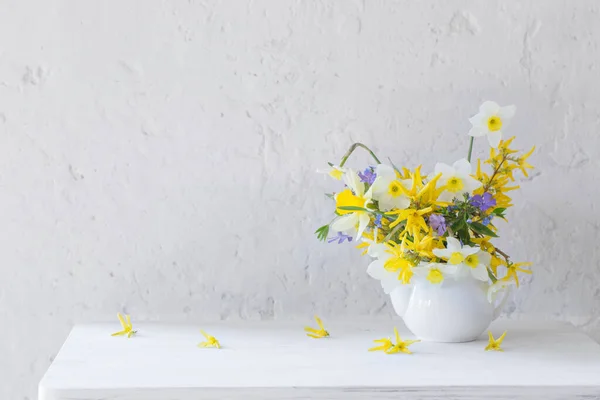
<box><xmin>331</xmin><ymin>169</ymin><xmax>372</xmax><ymax>240</ymax></box>
<box><xmin>487</xmin><ymin>277</ymin><xmax>515</xmax><ymax>303</ymax></box>
<box><xmin>434</xmin><ymin>158</ymin><xmax>482</xmax><ymax>203</ymax></box>
<box><xmin>366</xmin><ymin>164</ymin><xmax>412</xmax><ymax>211</ymax></box>
<box><xmin>468</xmin><ymin>101</ymin><xmax>516</xmax><ymax>148</ymax></box>
<box><xmin>413</xmin><ymin>262</ymin><xmax>458</xmax><ymax>285</ymax></box>
<box><xmin>317</xmin><ymin>164</ymin><xmax>346</xmax><ymax>180</ymax></box>
<box><xmin>366</xmin><ymin>248</ymin><xmax>402</xmax><ymax>294</ymax></box>
<box><xmin>432</xmin><ymin>237</ymin><xmax>490</xmax><ymax>281</ymax></box>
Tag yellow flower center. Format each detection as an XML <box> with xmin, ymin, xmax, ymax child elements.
<box><xmin>449</xmin><ymin>252</ymin><xmax>465</xmax><ymax>265</ymax></box>
<box><xmin>426</xmin><ymin>268</ymin><xmax>444</xmax><ymax>284</ymax></box>
<box><xmin>446</xmin><ymin>176</ymin><xmax>464</xmax><ymax>193</ymax></box>
<box><xmin>329</xmin><ymin>168</ymin><xmax>343</xmax><ymax>180</ymax></box>
<box><xmin>387</xmin><ymin>180</ymin><xmax>405</xmax><ymax>197</ymax></box>
<box><xmin>487</xmin><ymin>115</ymin><xmax>502</xmax><ymax>132</ymax></box>
<box><xmin>465</xmin><ymin>254</ymin><xmax>479</xmax><ymax>268</ymax></box>
<box><xmin>335</xmin><ymin>189</ymin><xmax>366</xmax><ymax>215</ymax></box>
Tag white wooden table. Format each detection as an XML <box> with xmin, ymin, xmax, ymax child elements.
<box><xmin>39</xmin><ymin>319</ymin><xmax>600</xmax><ymax>399</ymax></box>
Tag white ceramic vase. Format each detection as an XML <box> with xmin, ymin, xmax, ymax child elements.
<box><xmin>389</xmin><ymin>277</ymin><xmax>508</xmax><ymax>342</ymax></box>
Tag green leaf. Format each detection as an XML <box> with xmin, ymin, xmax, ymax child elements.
<box><xmin>337</xmin><ymin>206</ymin><xmax>371</xmax><ymax>212</ymax></box>
<box><xmin>314</xmin><ymin>224</ymin><xmax>330</xmax><ymax>242</ymax></box>
<box><xmin>325</xmin><ymin>193</ymin><xmax>334</xmax><ymax>199</ymax></box>
<box><xmin>469</xmin><ymin>222</ymin><xmax>499</xmax><ymax>238</ymax></box>
<box><xmin>451</xmin><ymin>218</ymin><xmax>465</xmax><ymax>232</ymax></box>
<box><xmin>492</xmin><ymin>207</ymin><xmax>507</xmax><ymax>216</ymax></box>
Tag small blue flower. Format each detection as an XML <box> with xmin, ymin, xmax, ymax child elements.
<box><xmin>358</xmin><ymin>167</ymin><xmax>377</xmax><ymax>185</ymax></box>
<box><xmin>327</xmin><ymin>232</ymin><xmax>353</xmax><ymax>244</ymax></box>
<box><xmin>482</xmin><ymin>216</ymin><xmax>493</xmax><ymax>226</ymax></box>
<box><xmin>428</xmin><ymin>214</ymin><xmax>447</xmax><ymax>236</ymax></box>
<box><xmin>470</xmin><ymin>192</ymin><xmax>497</xmax><ymax>212</ymax></box>
<box><xmin>374</xmin><ymin>214</ymin><xmax>383</xmax><ymax>228</ymax></box>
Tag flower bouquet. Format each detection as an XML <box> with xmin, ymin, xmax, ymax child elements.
<box><xmin>316</xmin><ymin>101</ymin><xmax>535</xmax><ymax>342</ymax></box>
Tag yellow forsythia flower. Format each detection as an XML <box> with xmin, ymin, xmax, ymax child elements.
<box><xmin>111</xmin><ymin>313</ymin><xmax>137</xmax><ymax>338</ymax></box>
<box><xmin>198</xmin><ymin>330</ymin><xmax>221</xmax><ymax>349</ymax></box>
<box><xmin>485</xmin><ymin>331</ymin><xmax>507</xmax><ymax>351</ymax></box>
<box><xmin>304</xmin><ymin>316</ymin><xmax>330</xmax><ymax>338</ymax></box>
<box><xmin>369</xmin><ymin>327</ymin><xmax>420</xmax><ymax>354</ymax></box>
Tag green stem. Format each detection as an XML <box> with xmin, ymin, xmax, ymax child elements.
<box><xmin>467</xmin><ymin>137</ymin><xmax>474</xmax><ymax>163</ymax></box>
<box><xmin>339</xmin><ymin>143</ymin><xmax>382</xmax><ymax>167</ymax></box>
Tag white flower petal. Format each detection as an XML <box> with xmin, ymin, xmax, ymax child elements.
<box><xmin>356</xmin><ymin>213</ymin><xmax>370</xmax><ymax>240</ymax></box>
<box><xmin>487</xmin><ymin>279</ymin><xmax>515</xmax><ymax>303</ymax></box>
<box><xmin>453</xmin><ymin>158</ymin><xmax>472</xmax><ymax>175</ymax></box>
<box><xmin>437</xmin><ymin>191</ymin><xmax>456</xmax><ymax>203</ymax></box>
<box><xmin>391</xmin><ymin>195</ymin><xmax>411</xmax><ymax>210</ymax></box>
<box><xmin>462</xmin><ymin>175</ymin><xmax>483</xmax><ymax>192</ymax></box>
<box><xmin>478</xmin><ymin>251</ymin><xmax>492</xmax><ymax>266</ymax></box>
<box><xmin>367</xmin><ymin>243</ymin><xmax>389</xmax><ymax>259</ymax></box>
<box><xmin>434</xmin><ymin>162</ymin><xmax>455</xmax><ymax>175</ymax></box>
<box><xmin>440</xmin><ymin>263</ymin><xmax>459</xmax><ymax>276</ymax></box>
<box><xmin>487</xmin><ymin>130</ymin><xmax>502</xmax><ymax>148</ymax></box>
<box><xmin>445</xmin><ymin>237</ymin><xmax>462</xmax><ymax>252</ymax></box>
<box><xmin>377</xmin><ymin>195</ymin><xmax>394</xmax><ymax>212</ymax></box>
<box><xmin>480</xmin><ymin>101</ymin><xmax>500</xmax><ymax>115</ymax></box>
<box><xmin>468</xmin><ymin>112</ymin><xmax>487</xmax><ymax>128</ymax></box>
<box><xmin>343</xmin><ymin>168</ymin><xmax>364</xmax><ymax>196</ymax></box>
<box><xmin>331</xmin><ymin>214</ymin><xmax>357</xmax><ymax>232</ymax></box>
<box><xmin>375</xmin><ymin>164</ymin><xmax>396</xmax><ymax>181</ymax></box>
<box><xmin>461</xmin><ymin>245</ymin><xmax>479</xmax><ymax>257</ymax></box>
<box><xmin>366</xmin><ymin>259</ymin><xmax>386</xmax><ymax>279</ymax></box>
<box><xmin>471</xmin><ymin>264</ymin><xmax>489</xmax><ymax>281</ymax></box>
<box><xmin>468</xmin><ymin>126</ymin><xmax>488</xmax><ymax>137</ymax></box>
<box><xmin>432</xmin><ymin>248</ymin><xmax>452</xmax><ymax>259</ymax></box>
<box><xmin>498</xmin><ymin>104</ymin><xmax>516</xmax><ymax>121</ymax></box>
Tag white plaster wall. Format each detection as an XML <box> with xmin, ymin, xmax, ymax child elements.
<box><xmin>1</xmin><ymin>1</ymin><xmax>599</xmax><ymax>398</ymax></box>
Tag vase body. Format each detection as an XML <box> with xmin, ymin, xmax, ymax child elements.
<box><xmin>389</xmin><ymin>278</ymin><xmax>499</xmax><ymax>343</ymax></box>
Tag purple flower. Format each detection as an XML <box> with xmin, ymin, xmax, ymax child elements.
<box><xmin>327</xmin><ymin>232</ymin><xmax>353</xmax><ymax>244</ymax></box>
<box><xmin>358</xmin><ymin>167</ymin><xmax>376</xmax><ymax>185</ymax></box>
<box><xmin>374</xmin><ymin>214</ymin><xmax>383</xmax><ymax>228</ymax></box>
<box><xmin>470</xmin><ymin>192</ymin><xmax>497</xmax><ymax>212</ymax></box>
<box><xmin>428</xmin><ymin>214</ymin><xmax>447</xmax><ymax>236</ymax></box>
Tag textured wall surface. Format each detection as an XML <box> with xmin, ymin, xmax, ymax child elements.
<box><xmin>1</xmin><ymin>1</ymin><xmax>599</xmax><ymax>398</ymax></box>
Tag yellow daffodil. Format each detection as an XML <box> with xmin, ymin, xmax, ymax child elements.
<box><xmin>198</xmin><ymin>330</ymin><xmax>221</xmax><ymax>348</ymax></box>
<box><xmin>469</xmin><ymin>101</ymin><xmax>516</xmax><ymax>148</ymax></box>
<box><xmin>369</xmin><ymin>327</ymin><xmax>420</xmax><ymax>354</ymax></box>
<box><xmin>304</xmin><ymin>316</ymin><xmax>330</xmax><ymax>339</ymax></box>
<box><xmin>485</xmin><ymin>331</ymin><xmax>507</xmax><ymax>351</ymax></box>
<box><xmin>331</xmin><ymin>169</ymin><xmax>372</xmax><ymax>240</ymax></box>
<box><xmin>506</xmin><ymin>261</ymin><xmax>533</xmax><ymax>287</ymax></box>
<box><xmin>317</xmin><ymin>164</ymin><xmax>346</xmax><ymax>180</ymax></box>
<box><xmin>111</xmin><ymin>313</ymin><xmax>137</xmax><ymax>338</ymax></box>
<box><xmin>434</xmin><ymin>159</ymin><xmax>482</xmax><ymax>203</ymax></box>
